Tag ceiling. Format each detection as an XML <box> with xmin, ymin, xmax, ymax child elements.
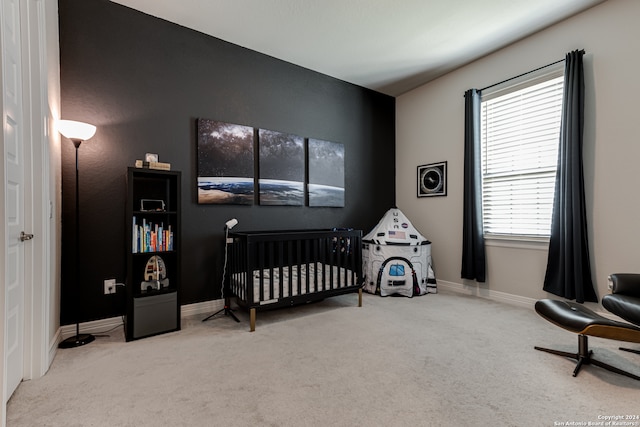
<box><xmin>110</xmin><ymin>0</ymin><xmax>605</xmax><ymax>96</ymax></box>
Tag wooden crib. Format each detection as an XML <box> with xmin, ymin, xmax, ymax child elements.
<box><xmin>226</xmin><ymin>229</ymin><xmax>363</xmax><ymax>331</ymax></box>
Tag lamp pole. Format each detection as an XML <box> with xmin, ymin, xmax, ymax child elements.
<box><xmin>57</xmin><ymin>120</ymin><xmax>97</xmax><ymax>348</ymax></box>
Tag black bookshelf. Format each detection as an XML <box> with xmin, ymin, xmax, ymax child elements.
<box><xmin>125</xmin><ymin>167</ymin><xmax>181</xmax><ymax>341</ymax></box>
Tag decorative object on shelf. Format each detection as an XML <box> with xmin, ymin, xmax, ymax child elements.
<box><xmin>140</xmin><ymin>199</ymin><xmax>166</xmax><ymax>212</ymax></box>
<box><xmin>57</xmin><ymin>119</ymin><xmax>98</xmax><ymax>349</ymax></box>
<box><xmin>141</xmin><ymin>255</ymin><xmax>169</xmax><ymax>292</ymax></box>
<box><xmin>197</xmin><ymin>119</ymin><xmax>255</xmax><ymax>205</ymax></box>
<box><xmin>134</xmin><ymin>159</ymin><xmax>171</xmax><ymax>171</ymax></box>
<box><xmin>145</xmin><ymin>153</ymin><xmax>158</xmax><ymax>162</ymax></box>
<box><xmin>202</xmin><ymin>218</ymin><xmax>240</xmax><ymax>324</ymax></box>
<box><xmin>308</xmin><ymin>139</ymin><xmax>345</xmax><ymax>207</ymax></box>
<box><xmin>417</xmin><ymin>161</ymin><xmax>447</xmax><ymax>197</ymax></box>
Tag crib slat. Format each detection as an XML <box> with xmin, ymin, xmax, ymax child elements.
<box><xmin>290</xmin><ymin>240</ymin><xmax>303</xmax><ymax>295</ymax></box>
<box><xmin>312</xmin><ymin>238</ymin><xmax>319</xmax><ymax>292</ymax></box>
<box><xmin>287</xmin><ymin>240</ymin><xmax>293</xmax><ymax>299</ymax></box>
<box><xmin>277</xmin><ymin>240</ymin><xmax>284</xmax><ymax>300</ymax></box>
<box><xmin>329</xmin><ymin>237</ymin><xmax>335</xmax><ymax>290</ymax></box>
<box><xmin>257</xmin><ymin>241</ymin><xmax>265</xmax><ymax>303</ymax></box>
<box><xmin>307</xmin><ymin>240</ymin><xmax>312</xmax><ymax>293</ymax></box>
<box><xmin>267</xmin><ymin>241</ymin><xmax>275</xmax><ymax>301</ymax></box>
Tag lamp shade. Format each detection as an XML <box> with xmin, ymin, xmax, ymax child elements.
<box><xmin>57</xmin><ymin>120</ymin><xmax>96</xmax><ymax>142</ymax></box>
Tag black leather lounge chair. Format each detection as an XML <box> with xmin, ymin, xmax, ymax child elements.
<box><xmin>534</xmin><ymin>295</ymin><xmax>640</xmax><ymax>380</ymax></box>
<box><xmin>602</xmin><ymin>273</ymin><xmax>640</xmax><ymax>355</ymax></box>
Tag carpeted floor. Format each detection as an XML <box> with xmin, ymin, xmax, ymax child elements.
<box><xmin>7</xmin><ymin>291</ymin><xmax>640</xmax><ymax>426</ymax></box>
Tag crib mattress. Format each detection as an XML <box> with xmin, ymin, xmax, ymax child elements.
<box><xmin>241</xmin><ymin>263</ymin><xmax>357</xmax><ymax>305</ymax></box>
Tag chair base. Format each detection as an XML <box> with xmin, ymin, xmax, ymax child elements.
<box><xmin>535</xmin><ymin>334</ymin><xmax>640</xmax><ymax>381</ymax></box>
<box><xmin>620</xmin><ymin>347</ymin><xmax>640</xmax><ymax>355</ymax></box>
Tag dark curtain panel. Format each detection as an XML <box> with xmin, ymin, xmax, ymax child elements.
<box><xmin>461</xmin><ymin>89</ymin><xmax>486</xmax><ymax>282</ymax></box>
<box><xmin>543</xmin><ymin>50</ymin><xmax>597</xmax><ymax>303</ymax></box>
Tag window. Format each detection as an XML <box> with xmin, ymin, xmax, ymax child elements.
<box><xmin>480</xmin><ymin>66</ymin><xmax>564</xmax><ymax>238</ymax></box>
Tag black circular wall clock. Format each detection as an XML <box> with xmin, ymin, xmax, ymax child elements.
<box><xmin>421</xmin><ymin>167</ymin><xmax>443</xmax><ymax>193</ymax></box>
<box><xmin>417</xmin><ymin>162</ymin><xmax>447</xmax><ymax>197</ymax></box>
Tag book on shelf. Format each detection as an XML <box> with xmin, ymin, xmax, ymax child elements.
<box><xmin>134</xmin><ymin>159</ymin><xmax>171</xmax><ymax>171</ymax></box>
<box><xmin>132</xmin><ymin>216</ymin><xmax>173</xmax><ymax>253</ymax></box>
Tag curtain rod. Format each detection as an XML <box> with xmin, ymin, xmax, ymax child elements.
<box><xmin>477</xmin><ymin>49</ymin><xmax>585</xmax><ymax>93</ymax></box>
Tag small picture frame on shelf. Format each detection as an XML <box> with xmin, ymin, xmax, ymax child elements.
<box><xmin>145</xmin><ymin>153</ymin><xmax>159</xmax><ymax>162</ymax></box>
<box><xmin>140</xmin><ymin>199</ymin><xmax>166</xmax><ymax>212</ymax></box>
<box><xmin>417</xmin><ymin>161</ymin><xmax>447</xmax><ymax>197</ymax></box>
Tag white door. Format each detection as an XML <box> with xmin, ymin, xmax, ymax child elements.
<box><xmin>2</xmin><ymin>0</ymin><xmax>26</xmax><ymax>401</ymax></box>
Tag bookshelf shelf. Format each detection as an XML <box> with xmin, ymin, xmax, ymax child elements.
<box><xmin>126</xmin><ymin>167</ymin><xmax>181</xmax><ymax>341</ymax></box>
<box><xmin>131</xmin><ymin>250</ymin><xmax>177</xmax><ymax>256</ymax></box>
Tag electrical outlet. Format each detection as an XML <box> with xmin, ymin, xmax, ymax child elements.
<box><xmin>104</xmin><ymin>279</ymin><xmax>117</xmax><ymax>295</ymax></box>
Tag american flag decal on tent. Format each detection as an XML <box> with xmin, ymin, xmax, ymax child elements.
<box><xmin>388</xmin><ymin>230</ymin><xmax>406</xmax><ymax>239</ymax></box>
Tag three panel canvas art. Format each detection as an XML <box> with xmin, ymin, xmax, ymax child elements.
<box><xmin>197</xmin><ymin>119</ymin><xmax>345</xmax><ymax>207</ymax></box>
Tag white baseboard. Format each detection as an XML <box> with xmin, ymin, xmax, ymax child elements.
<box><xmin>436</xmin><ymin>280</ymin><xmax>538</xmax><ymax>310</ymax></box>
<box><xmin>58</xmin><ymin>298</ymin><xmax>225</xmax><ymax>341</ymax></box>
<box><xmin>436</xmin><ymin>280</ymin><xmax>618</xmax><ymax>319</ymax></box>
<box><xmin>49</xmin><ymin>328</ymin><xmax>62</xmax><ymax>366</ymax></box>
<box><xmin>181</xmin><ymin>298</ymin><xmax>224</xmax><ymax>318</ymax></box>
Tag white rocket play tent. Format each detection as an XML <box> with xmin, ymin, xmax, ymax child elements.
<box><xmin>362</xmin><ymin>208</ymin><xmax>437</xmax><ymax>297</ymax></box>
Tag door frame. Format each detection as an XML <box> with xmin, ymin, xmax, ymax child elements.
<box><xmin>2</xmin><ymin>0</ymin><xmax>59</xmax><ymax>423</ymax></box>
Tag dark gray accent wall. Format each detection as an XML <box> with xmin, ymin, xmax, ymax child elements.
<box><xmin>59</xmin><ymin>0</ymin><xmax>396</xmax><ymax>324</ymax></box>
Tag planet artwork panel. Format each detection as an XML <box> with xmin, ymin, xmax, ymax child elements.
<box><xmin>308</xmin><ymin>139</ymin><xmax>345</xmax><ymax>207</ymax></box>
<box><xmin>258</xmin><ymin>129</ymin><xmax>304</xmax><ymax>206</ymax></box>
<box><xmin>197</xmin><ymin>119</ymin><xmax>255</xmax><ymax>205</ymax></box>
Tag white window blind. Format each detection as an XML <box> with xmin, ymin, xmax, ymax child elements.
<box><xmin>481</xmin><ymin>73</ymin><xmax>564</xmax><ymax>238</ymax></box>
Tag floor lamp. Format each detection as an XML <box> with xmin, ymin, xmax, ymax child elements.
<box><xmin>57</xmin><ymin>119</ymin><xmax>97</xmax><ymax>348</ymax></box>
<box><xmin>202</xmin><ymin>218</ymin><xmax>240</xmax><ymax>323</ymax></box>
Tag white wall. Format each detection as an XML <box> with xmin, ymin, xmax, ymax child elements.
<box><xmin>396</xmin><ymin>0</ymin><xmax>640</xmax><ymax>307</ymax></box>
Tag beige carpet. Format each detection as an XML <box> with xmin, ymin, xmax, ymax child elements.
<box><xmin>7</xmin><ymin>291</ymin><xmax>640</xmax><ymax>426</ymax></box>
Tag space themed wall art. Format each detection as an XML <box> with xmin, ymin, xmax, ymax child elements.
<box><xmin>417</xmin><ymin>161</ymin><xmax>447</xmax><ymax>197</ymax></box>
<box><xmin>196</xmin><ymin>117</ymin><xmax>347</xmax><ymax>207</ymax></box>
<box><xmin>197</xmin><ymin>119</ymin><xmax>255</xmax><ymax>204</ymax></box>
<box><xmin>308</xmin><ymin>139</ymin><xmax>345</xmax><ymax>207</ymax></box>
<box><xmin>258</xmin><ymin>129</ymin><xmax>305</xmax><ymax>206</ymax></box>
